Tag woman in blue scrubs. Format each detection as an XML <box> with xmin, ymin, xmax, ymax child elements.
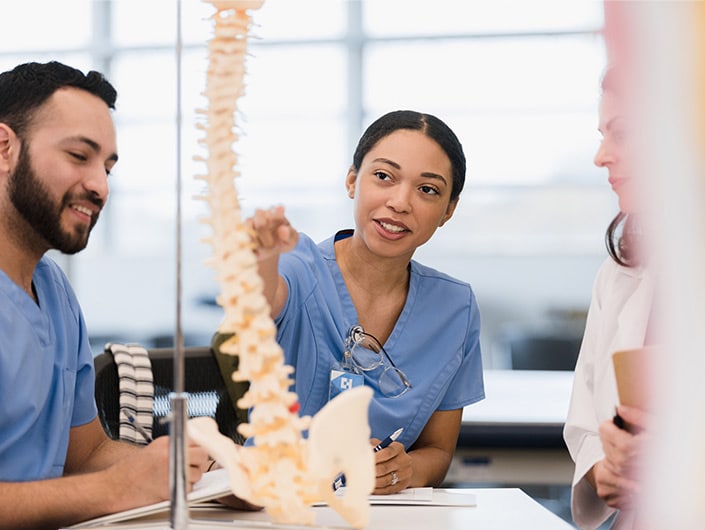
<box><xmin>249</xmin><ymin>110</ymin><xmax>485</xmax><ymax>494</ymax></box>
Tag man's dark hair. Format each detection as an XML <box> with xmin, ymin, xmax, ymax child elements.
<box><xmin>0</xmin><ymin>61</ymin><xmax>117</xmax><ymax>139</ymax></box>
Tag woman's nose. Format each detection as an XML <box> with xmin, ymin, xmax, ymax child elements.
<box><xmin>594</xmin><ymin>141</ymin><xmax>610</xmax><ymax>168</ymax></box>
<box><xmin>386</xmin><ymin>186</ymin><xmax>412</xmax><ymax>213</ymax></box>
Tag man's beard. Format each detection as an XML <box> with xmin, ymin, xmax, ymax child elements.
<box><xmin>8</xmin><ymin>144</ymin><xmax>102</xmax><ymax>255</ymax></box>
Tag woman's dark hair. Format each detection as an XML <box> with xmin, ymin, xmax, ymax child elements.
<box><xmin>351</xmin><ymin>110</ymin><xmax>466</xmax><ymax>202</ymax></box>
<box><xmin>0</xmin><ymin>61</ymin><xmax>117</xmax><ymax>139</ymax></box>
<box><xmin>605</xmin><ymin>212</ymin><xmax>640</xmax><ymax>267</ymax></box>
<box><xmin>600</xmin><ymin>65</ymin><xmax>638</xmax><ymax>267</ymax></box>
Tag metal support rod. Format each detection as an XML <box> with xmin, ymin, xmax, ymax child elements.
<box><xmin>170</xmin><ymin>1</ymin><xmax>189</xmax><ymax>528</ymax></box>
<box><xmin>173</xmin><ymin>0</ymin><xmax>185</xmax><ymax>399</ymax></box>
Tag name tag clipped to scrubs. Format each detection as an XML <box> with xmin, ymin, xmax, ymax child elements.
<box><xmin>329</xmin><ymin>361</ymin><xmax>364</xmax><ymax>401</ymax></box>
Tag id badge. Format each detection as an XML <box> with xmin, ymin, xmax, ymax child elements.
<box><xmin>329</xmin><ymin>362</ymin><xmax>364</xmax><ymax>401</ymax></box>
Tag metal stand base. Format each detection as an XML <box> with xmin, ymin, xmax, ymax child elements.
<box><xmin>169</xmin><ymin>393</ymin><xmax>189</xmax><ymax>530</ymax></box>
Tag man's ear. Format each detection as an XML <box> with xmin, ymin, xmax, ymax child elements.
<box><xmin>0</xmin><ymin>124</ymin><xmax>17</xmax><ymax>175</ymax></box>
<box><xmin>345</xmin><ymin>166</ymin><xmax>357</xmax><ymax>199</ymax></box>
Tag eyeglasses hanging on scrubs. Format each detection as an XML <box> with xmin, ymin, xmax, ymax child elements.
<box><xmin>343</xmin><ymin>325</ymin><xmax>412</xmax><ymax>398</ymax></box>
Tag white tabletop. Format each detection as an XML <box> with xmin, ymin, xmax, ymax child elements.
<box><xmin>72</xmin><ymin>488</ymin><xmax>575</xmax><ymax>530</ymax></box>
<box><xmin>463</xmin><ymin>370</ymin><xmax>574</xmax><ymax>425</ymax></box>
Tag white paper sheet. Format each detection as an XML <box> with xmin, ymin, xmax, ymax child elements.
<box><xmin>317</xmin><ymin>487</ymin><xmax>476</xmax><ymax>507</ymax></box>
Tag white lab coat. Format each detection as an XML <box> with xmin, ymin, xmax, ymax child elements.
<box><xmin>564</xmin><ymin>257</ymin><xmax>653</xmax><ymax>530</ymax></box>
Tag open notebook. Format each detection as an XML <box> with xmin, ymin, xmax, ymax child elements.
<box><xmin>67</xmin><ymin>468</ymin><xmax>232</xmax><ymax>528</ymax></box>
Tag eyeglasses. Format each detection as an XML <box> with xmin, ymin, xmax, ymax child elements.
<box><xmin>343</xmin><ymin>325</ymin><xmax>411</xmax><ymax>398</ymax></box>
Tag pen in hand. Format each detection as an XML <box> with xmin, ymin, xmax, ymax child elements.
<box><xmin>121</xmin><ymin>409</ymin><xmax>153</xmax><ymax>443</ymax></box>
<box><xmin>333</xmin><ymin>427</ymin><xmax>404</xmax><ymax>491</ymax></box>
<box><xmin>373</xmin><ymin>427</ymin><xmax>403</xmax><ymax>452</ymax></box>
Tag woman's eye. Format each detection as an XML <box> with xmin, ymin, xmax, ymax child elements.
<box><xmin>70</xmin><ymin>152</ymin><xmax>87</xmax><ymax>162</ymax></box>
<box><xmin>419</xmin><ymin>185</ymin><xmax>439</xmax><ymax>195</ymax></box>
<box><xmin>374</xmin><ymin>170</ymin><xmax>391</xmax><ymax>181</ymax></box>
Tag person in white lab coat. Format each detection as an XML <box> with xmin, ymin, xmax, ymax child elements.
<box><xmin>563</xmin><ymin>66</ymin><xmax>654</xmax><ymax>530</ymax></box>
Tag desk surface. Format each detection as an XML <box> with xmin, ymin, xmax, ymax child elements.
<box><xmin>459</xmin><ymin>370</ymin><xmax>574</xmax><ymax>448</ymax></box>
<box><xmin>72</xmin><ymin>488</ymin><xmax>575</xmax><ymax>530</ymax></box>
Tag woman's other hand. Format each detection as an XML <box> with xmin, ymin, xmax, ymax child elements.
<box><xmin>592</xmin><ymin>405</ymin><xmax>650</xmax><ymax>510</ymax></box>
<box><xmin>371</xmin><ymin>439</ymin><xmax>412</xmax><ymax>494</ymax></box>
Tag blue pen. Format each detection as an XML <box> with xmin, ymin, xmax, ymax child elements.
<box><xmin>333</xmin><ymin>428</ymin><xmax>403</xmax><ymax>491</ymax></box>
<box><xmin>373</xmin><ymin>427</ymin><xmax>403</xmax><ymax>453</ymax></box>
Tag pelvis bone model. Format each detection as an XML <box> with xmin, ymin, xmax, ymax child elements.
<box><xmin>188</xmin><ymin>1</ymin><xmax>374</xmax><ymax>527</ymax></box>
<box><xmin>189</xmin><ymin>387</ymin><xmax>374</xmax><ymax>527</ymax></box>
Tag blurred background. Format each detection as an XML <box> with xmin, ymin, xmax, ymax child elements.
<box><xmin>0</xmin><ymin>0</ymin><xmax>612</xmax><ymax>366</ymax></box>
<box><xmin>16</xmin><ymin>3</ymin><xmax>705</xmax><ymax>528</ymax></box>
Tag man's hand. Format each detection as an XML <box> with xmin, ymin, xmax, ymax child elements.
<box><xmin>105</xmin><ymin>436</ymin><xmax>210</xmax><ymax>510</ymax></box>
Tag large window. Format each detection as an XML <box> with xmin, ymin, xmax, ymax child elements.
<box><xmin>2</xmin><ymin>1</ymin><xmax>609</xmax><ymax>365</ymax></box>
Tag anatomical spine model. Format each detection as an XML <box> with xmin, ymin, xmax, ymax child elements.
<box><xmin>188</xmin><ymin>1</ymin><xmax>374</xmax><ymax>527</ymax></box>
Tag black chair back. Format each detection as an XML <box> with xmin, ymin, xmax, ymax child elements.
<box><xmin>94</xmin><ymin>346</ymin><xmax>244</xmax><ymax>443</ymax></box>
